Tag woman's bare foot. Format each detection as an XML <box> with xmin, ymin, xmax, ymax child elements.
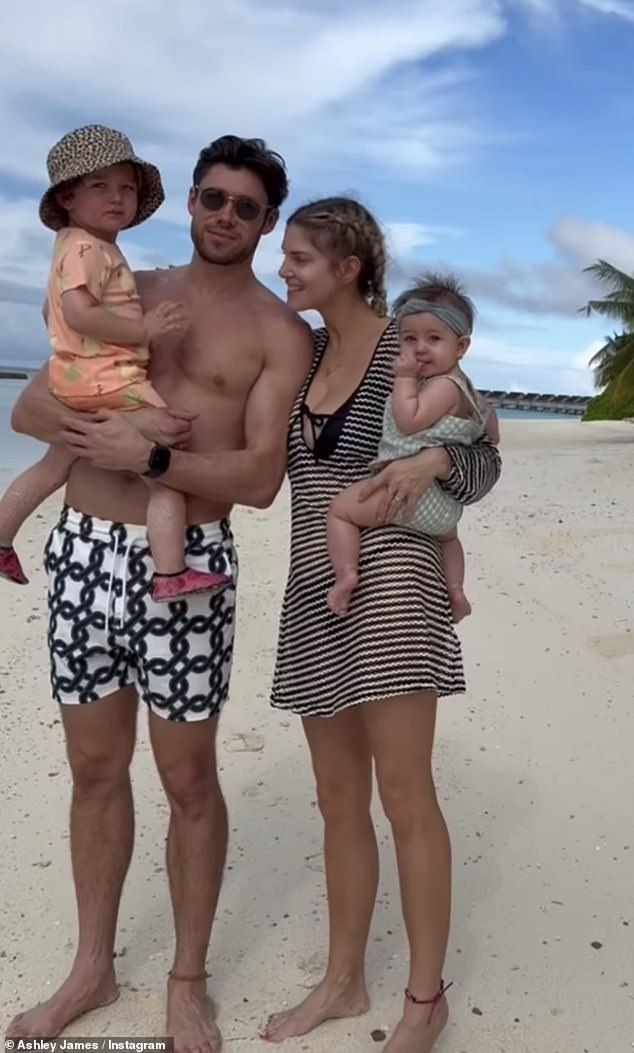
<box><xmin>261</xmin><ymin>975</ymin><xmax>369</xmax><ymax>1043</ymax></box>
<box><xmin>6</xmin><ymin>969</ymin><xmax>119</xmax><ymax>1038</ymax></box>
<box><xmin>327</xmin><ymin>570</ymin><xmax>359</xmax><ymax>617</ymax></box>
<box><xmin>384</xmin><ymin>992</ymin><xmax>449</xmax><ymax>1053</ymax></box>
<box><xmin>447</xmin><ymin>585</ymin><xmax>472</xmax><ymax>623</ymax></box>
<box><xmin>166</xmin><ymin>977</ymin><xmax>222</xmax><ymax>1053</ymax></box>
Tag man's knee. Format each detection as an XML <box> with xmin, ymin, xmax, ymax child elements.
<box><xmin>67</xmin><ymin>739</ymin><xmax>132</xmax><ymax>797</ymax></box>
<box><xmin>159</xmin><ymin>756</ymin><xmax>222</xmax><ymax>819</ymax></box>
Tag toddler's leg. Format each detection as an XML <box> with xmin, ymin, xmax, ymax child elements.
<box><xmin>0</xmin><ymin>445</ymin><xmax>75</xmax><ymax>585</ymax></box>
<box><xmin>145</xmin><ymin>484</ymin><xmax>232</xmax><ymax>603</ymax></box>
<box><xmin>327</xmin><ymin>481</ymin><xmax>386</xmax><ymax>617</ymax></box>
<box><xmin>439</xmin><ymin>529</ymin><xmax>472</xmax><ymax>623</ymax></box>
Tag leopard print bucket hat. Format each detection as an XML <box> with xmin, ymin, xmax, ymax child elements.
<box><xmin>39</xmin><ymin>124</ymin><xmax>165</xmax><ymax>231</ymax></box>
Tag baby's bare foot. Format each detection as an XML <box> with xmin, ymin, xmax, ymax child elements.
<box><xmin>448</xmin><ymin>585</ymin><xmax>472</xmax><ymax>623</ymax></box>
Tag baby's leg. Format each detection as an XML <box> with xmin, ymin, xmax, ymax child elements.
<box><xmin>0</xmin><ymin>445</ymin><xmax>75</xmax><ymax>584</ymax></box>
<box><xmin>327</xmin><ymin>481</ymin><xmax>386</xmax><ymax>617</ymax></box>
<box><xmin>439</xmin><ymin>528</ymin><xmax>472</xmax><ymax>623</ymax></box>
<box><xmin>145</xmin><ymin>484</ymin><xmax>232</xmax><ymax>602</ymax></box>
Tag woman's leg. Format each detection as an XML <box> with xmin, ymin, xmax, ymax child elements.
<box><xmin>363</xmin><ymin>692</ymin><xmax>451</xmax><ymax>1053</ymax></box>
<box><xmin>262</xmin><ymin>707</ymin><xmax>378</xmax><ymax>1043</ymax></box>
<box><xmin>327</xmin><ymin>482</ymin><xmax>386</xmax><ymax>616</ymax></box>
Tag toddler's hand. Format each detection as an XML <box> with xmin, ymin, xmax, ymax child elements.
<box><xmin>144</xmin><ymin>301</ymin><xmax>188</xmax><ymax>342</ymax></box>
<box><xmin>394</xmin><ymin>347</ymin><xmax>419</xmax><ymax>378</ymax></box>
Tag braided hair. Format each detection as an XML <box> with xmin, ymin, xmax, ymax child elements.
<box><xmin>287</xmin><ymin>197</ymin><xmax>388</xmax><ymax>317</ymax></box>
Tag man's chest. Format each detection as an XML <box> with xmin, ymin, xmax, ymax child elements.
<box><xmin>150</xmin><ymin>316</ymin><xmax>264</xmax><ymax>398</ymax></box>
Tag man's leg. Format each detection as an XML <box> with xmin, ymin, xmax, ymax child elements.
<box><xmin>6</xmin><ymin>687</ymin><xmax>138</xmax><ymax>1038</ymax></box>
<box><xmin>149</xmin><ymin>713</ymin><xmax>227</xmax><ymax>1053</ymax></box>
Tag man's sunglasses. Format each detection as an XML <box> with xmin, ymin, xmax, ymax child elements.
<box><xmin>194</xmin><ymin>186</ymin><xmax>269</xmax><ymax>222</ymax></box>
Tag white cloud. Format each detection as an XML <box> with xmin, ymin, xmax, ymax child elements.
<box><xmin>578</xmin><ymin>0</ymin><xmax>634</xmax><ymax>20</ymax></box>
<box><xmin>0</xmin><ymin>0</ymin><xmax>505</xmax><ymax>200</ymax></box>
<box><xmin>468</xmin><ymin>334</ymin><xmax>596</xmax><ymax>394</ymax></box>
<box><xmin>463</xmin><ymin>215</ymin><xmax>634</xmax><ymax>316</ymax></box>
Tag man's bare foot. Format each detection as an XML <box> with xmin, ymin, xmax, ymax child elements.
<box><xmin>5</xmin><ymin>970</ymin><xmax>119</xmax><ymax>1038</ymax></box>
<box><xmin>261</xmin><ymin>976</ymin><xmax>369</xmax><ymax>1043</ymax></box>
<box><xmin>383</xmin><ymin>992</ymin><xmax>449</xmax><ymax>1052</ymax></box>
<box><xmin>447</xmin><ymin>585</ymin><xmax>472</xmax><ymax>623</ymax></box>
<box><xmin>167</xmin><ymin>977</ymin><xmax>222</xmax><ymax>1053</ymax></box>
<box><xmin>327</xmin><ymin>570</ymin><xmax>358</xmax><ymax>617</ymax></box>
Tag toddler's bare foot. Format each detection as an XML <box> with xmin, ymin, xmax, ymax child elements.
<box><xmin>327</xmin><ymin>570</ymin><xmax>358</xmax><ymax>617</ymax></box>
<box><xmin>261</xmin><ymin>975</ymin><xmax>369</xmax><ymax>1043</ymax></box>
<box><xmin>448</xmin><ymin>585</ymin><xmax>472</xmax><ymax>623</ymax></box>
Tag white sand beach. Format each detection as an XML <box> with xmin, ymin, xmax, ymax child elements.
<box><xmin>1</xmin><ymin>419</ymin><xmax>632</xmax><ymax>1052</ymax></box>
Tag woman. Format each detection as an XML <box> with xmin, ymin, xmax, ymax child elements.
<box><xmin>262</xmin><ymin>198</ymin><xmax>501</xmax><ymax>1052</ymax></box>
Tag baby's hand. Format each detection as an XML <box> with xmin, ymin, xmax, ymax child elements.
<box><xmin>394</xmin><ymin>347</ymin><xmax>419</xmax><ymax>378</ymax></box>
<box><xmin>144</xmin><ymin>301</ymin><xmax>188</xmax><ymax>342</ymax></box>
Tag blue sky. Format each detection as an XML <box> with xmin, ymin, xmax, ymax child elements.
<box><xmin>2</xmin><ymin>0</ymin><xmax>634</xmax><ymax>394</ymax></box>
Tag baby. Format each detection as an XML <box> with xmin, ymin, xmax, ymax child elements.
<box><xmin>327</xmin><ymin>273</ymin><xmax>499</xmax><ymax>620</ymax></box>
<box><xmin>0</xmin><ymin>124</ymin><xmax>229</xmax><ymax>602</ymax></box>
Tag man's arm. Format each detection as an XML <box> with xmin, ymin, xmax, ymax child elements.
<box><xmin>60</xmin><ymin>316</ymin><xmax>314</xmax><ymax>508</ymax></box>
<box><xmin>159</xmin><ymin>318</ymin><xmax>313</xmax><ymax>507</ymax></box>
<box><xmin>11</xmin><ymin>367</ymin><xmax>86</xmax><ymax>444</ymax></box>
<box><xmin>12</xmin><ymin>366</ymin><xmax>194</xmax><ymax>448</ymax></box>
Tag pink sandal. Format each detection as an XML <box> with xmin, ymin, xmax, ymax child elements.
<box><xmin>152</xmin><ymin>567</ymin><xmax>231</xmax><ymax>603</ymax></box>
<box><xmin>0</xmin><ymin>546</ymin><xmax>28</xmax><ymax>585</ymax></box>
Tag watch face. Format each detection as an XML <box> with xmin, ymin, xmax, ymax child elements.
<box><xmin>149</xmin><ymin>445</ymin><xmax>171</xmax><ymax>476</ymax></box>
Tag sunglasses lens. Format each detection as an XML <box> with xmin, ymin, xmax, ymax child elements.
<box><xmin>200</xmin><ymin>189</ymin><xmax>226</xmax><ymax>212</ymax></box>
<box><xmin>236</xmin><ymin>198</ymin><xmax>261</xmax><ymax>221</ymax></box>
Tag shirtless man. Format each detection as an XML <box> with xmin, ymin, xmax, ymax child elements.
<box><xmin>6</xmin><ymin>135</ymin><xmax>312</xmax><ymax>1052</ymax></box>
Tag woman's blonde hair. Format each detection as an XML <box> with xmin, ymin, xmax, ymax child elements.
<box><xmin>287</xmin><ymin>196</ymin><xmax>388</xmax><ymax>317</ymax></box>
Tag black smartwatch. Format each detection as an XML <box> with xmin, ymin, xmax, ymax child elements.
<box><xmin>143</xmin><ymin>444</ymin><xmax>172</xmax><ymax>478</ymax></box>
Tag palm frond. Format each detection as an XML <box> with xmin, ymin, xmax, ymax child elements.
<box><xmin>580</xmin><ymin>258</ymin><xmax>634</xmax><ymax>325</ymax></box>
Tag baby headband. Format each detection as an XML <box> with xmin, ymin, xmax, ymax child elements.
<box><xmin>395</xmin><ymin>297</ymin><xmax>471</xmax><ymax>337</ymax></box>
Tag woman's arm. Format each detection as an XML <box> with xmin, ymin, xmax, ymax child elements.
<box><xmin>357</xmin><ymin>438</ymin><xmax>501</xmax><ymax>523</ymax></box>
<box><xmin>439</xmin><ymin>438</ymin><xmax>502</xmax><ymax>505</ymax></box>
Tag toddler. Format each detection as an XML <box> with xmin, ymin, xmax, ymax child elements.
<box><xmin>0</xmin><ymin>124</ymin><xmax>229</xmax><ymax>602</ymax></box>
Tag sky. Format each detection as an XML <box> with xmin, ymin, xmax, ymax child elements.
<box><xmin>2</xmin><ymin>0</ymin><xmax>634</xmax><ymax>395</ymax></box>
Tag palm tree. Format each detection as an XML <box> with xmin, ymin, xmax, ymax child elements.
<box><xmin>581</xmin><ymin>260</ymin><xmax>634</xmax><ymax>420</ymax></box>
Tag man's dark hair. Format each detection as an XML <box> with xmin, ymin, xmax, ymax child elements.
<box><xmin>192</xmin><ymin>135</ymin><xmax>289</xmax><ymax>208</ymax></box>
<box><xmin>393</xmin><ymin>271</ymin><xmax>476</xmax><ymax>331</ymax></box>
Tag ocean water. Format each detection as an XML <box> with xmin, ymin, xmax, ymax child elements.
<box><xmin>0</xmin><ymin>379</ymin><xmax>579</xmax><ymax>477</ymax></box>
<box><xmin>0</xmin><ymin>379</ymin><xmax>46</xmax><ymax>476</ymax></box>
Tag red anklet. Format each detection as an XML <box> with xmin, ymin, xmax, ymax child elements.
<box><xmin>405</xmin><ymin>980</ymin><xmax>453</xmax><ymax>1024</ymax></box>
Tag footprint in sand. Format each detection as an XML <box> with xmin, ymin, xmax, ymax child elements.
<box><xmin>224</xmin><ymin>732</ymin><xmax>266</xmax><ymax>753</ymax></box>
<box><xmin>587</xmin><ymin>633</ymin><xmax>634</xmax><ymax>659</ymax></box>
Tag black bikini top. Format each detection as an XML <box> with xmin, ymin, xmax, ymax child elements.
<box><xmin>301</xmin><ymin>390</ymin><xmax>356</xmax><ymax>461</ymax></box>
